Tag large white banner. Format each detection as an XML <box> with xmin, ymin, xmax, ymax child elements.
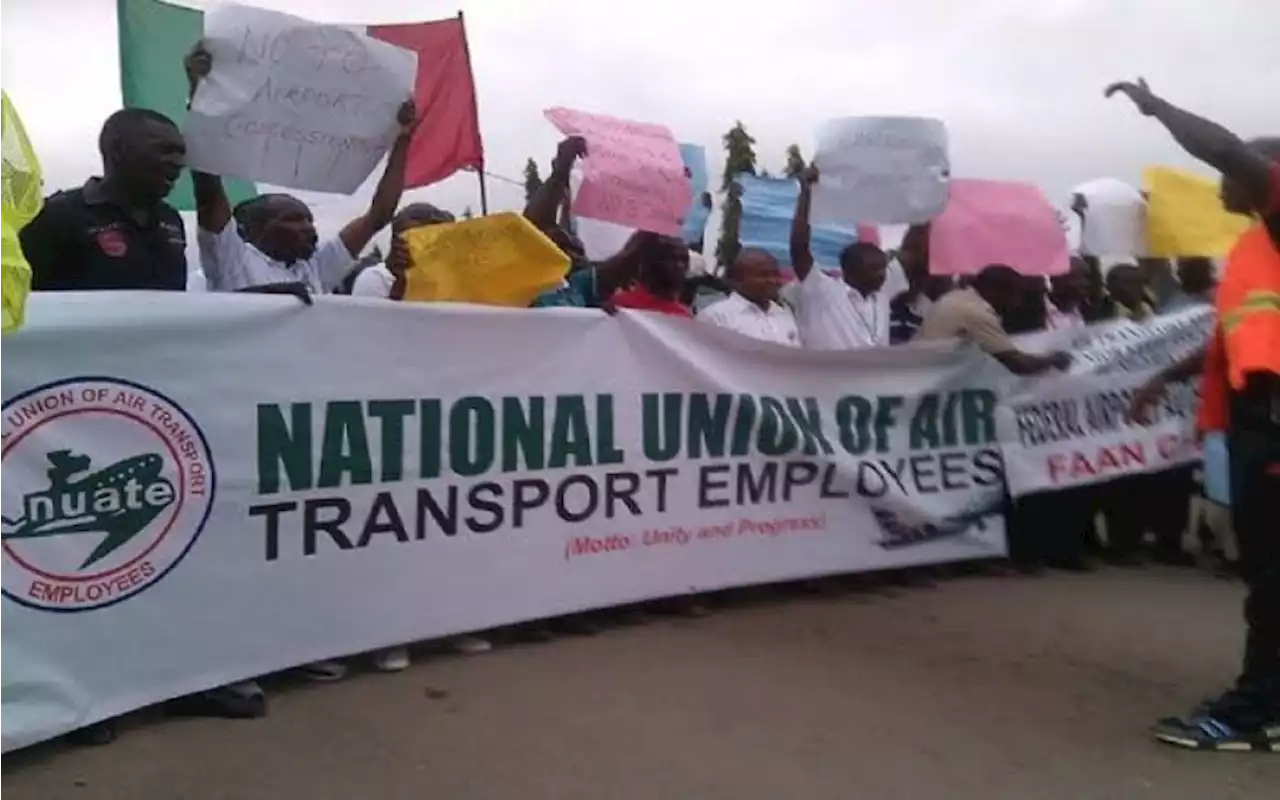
<box><xmin>998</xmin><ymin>307</ymin><xmax>1213</xmax><ymax>497</ymax></box>
<box><xmin>2</xmin><ymin>294</ymin><xmax>1014</xmax><ymax>751</ymax></box>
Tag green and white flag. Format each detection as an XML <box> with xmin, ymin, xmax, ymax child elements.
<box><xmin>117</xmin><ymin>0</ymin><xmax>257</xmax><ymax>210</ymax></box>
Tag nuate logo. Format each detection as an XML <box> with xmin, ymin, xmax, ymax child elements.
<box><xmin>2</xmin><ymin>378</ymin><xmax>216</xmax><ymax>611</ymax></box>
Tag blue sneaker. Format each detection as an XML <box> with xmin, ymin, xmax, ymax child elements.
<box><xmin>1154</xmin><ymin>713</ymin><xmax>1280</xmax><ymax>752</ymax></box>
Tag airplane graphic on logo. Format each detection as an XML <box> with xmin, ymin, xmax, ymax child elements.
<box><xmin>870</xmin><ymin>497</ymin><xmax>1003</xmax><ymax>551</ymax></box>
<box><xmin>2</xmin><ymin>449</ymin><xmax>176</xmax><ymax>569</ymax></box>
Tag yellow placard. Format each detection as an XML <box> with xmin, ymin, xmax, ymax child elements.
<box><xmin>1143</xmin><ymin>166</ymin><xmax>1250</xmax><ymax>258</ymax></box>
<box><xmin>2</xmin><ymin>90</ymin><xmax>42</xmax><ymax>334</ymax></box>
<box><xmin>402</xmin><ymin>212</ymin><xmax>570</xmax><ymax>307</ymax></box>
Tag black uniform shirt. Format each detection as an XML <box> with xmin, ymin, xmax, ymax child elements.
<box><xmin>19</xmin><ymin>177</ymin><xmax>187</xmax><ymax>291</ymax></box>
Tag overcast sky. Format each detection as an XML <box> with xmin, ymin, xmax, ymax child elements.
<box><xmin>3</xmin><ymin>0</ymin><xmax>1277</xmax><ymax>246</ymax></box>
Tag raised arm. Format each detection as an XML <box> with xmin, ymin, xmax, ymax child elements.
<box><xmin>184</xmin><ymin>43</ymin><xmax>231</xmax><ymax>233</ymax></box>
<box><xmin>1105</xmin><ymin>78</ymin><xmax>1273</xmax><ymax>210</ymax></box>
<box><xmin>789</xmin><ymin>166</ymin><xmax>817</xmax><ymax>280</ymax></box>
<box><xmin>524</xmin><ymin>137</ymin><xmax>586</xmax><ymax>232</ymax></box>
<box><xmin>338</xmin><ymin>101</ymin><xmax>417</xmax><ymax>258</ymax></box>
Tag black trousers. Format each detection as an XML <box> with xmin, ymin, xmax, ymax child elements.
<box><xmin>1008</xmin><ymin>486</ymin><xmax>1097</xmax><ymax>566</ymax></box>
<box><xmin>1229</xmin><ymin>416</ymin><xmax>1280</xmax><ymax>701</ymax></box>
<box><xmin>1099</xmin><ymin>475</ymin><xmax>1148</xmax><ymax>556</ymax></box>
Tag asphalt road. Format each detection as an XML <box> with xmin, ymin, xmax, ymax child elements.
<box><xmin>4</xmin><ymin>567</ymin><xmax>1278</xmax><ymax>799</ymax></box>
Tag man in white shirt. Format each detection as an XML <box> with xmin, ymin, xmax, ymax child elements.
<box><xmin>185</xmin><ymin>43</ymin><xmax>416</xmax><ymax>295</ymax></box>
<box><xmin>350</xmin><ymin>203</ymin><xmax>456</xmax><ymax>300</ymax></box>
<box><xmin>1045</xmin><ymin>257</ymin><xmax>1091</xmax><ymax>330</ymax></box>
<box><xmin>699</xmin><ymin>248</ymin><xmax>800</xmax><ymax>346</ymax></box>
<box><xmin>788</xmin><ymin>167</ymin><xmax>909</xmax><ymax>349</ymax></box>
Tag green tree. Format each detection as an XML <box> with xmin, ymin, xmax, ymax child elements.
<box><xmin>523</xmin><ymin>157</ymin><xmax>543</xmax><ymax>202</ymax></box>
<box><xmin>784</xmin><ymin>144</ymin><xmax>807</xmax><ymax>179</ymax></box>
<box><xmin>461</xmin><ymin>206</ymin><xmax>474</xmax><ymax>220</ymax></box>
<box><xmin>716</xmin><ymin>121</ymin><xmax>758</xmax><ymax>266</ymax></box>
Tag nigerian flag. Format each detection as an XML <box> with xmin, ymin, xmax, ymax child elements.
<box><xmin>117</xmin><ymin>0</ymin><xmax>256</xmax><ymax>210</ymax></box>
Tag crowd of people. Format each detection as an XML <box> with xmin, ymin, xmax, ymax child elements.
<box><xmin>13</xmin><ymin>42</ymin><xmax>1278</xmax><ymax>754</ymax></box>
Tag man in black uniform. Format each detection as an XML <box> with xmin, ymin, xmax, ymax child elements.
<box><xmin>21</xmin><ymin>108</ymin><xmax>188</xmax><ymax>291</ymax></box>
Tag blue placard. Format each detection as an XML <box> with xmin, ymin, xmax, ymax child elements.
<box><xmin>1201</xmin><ymin>432</ymin><xmax>1230</xmax><ymax>506</ymax></box>
<box><xmin>735</xmin><ymin>173</ymin><xmax>858</xmax><ymax>268</ymax></box>
<box><xmin>680</xmin><ymin>143</ymin><xmax>710</xmax><ymax>246</ymax></box>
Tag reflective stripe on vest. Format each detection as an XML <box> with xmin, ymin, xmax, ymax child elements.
<box><xmin>1221</xmin><ymin>290</ymin><xmax>1280</xmax><ymax>333</ymax></box>
<box><xmin>1217</xmin><ymin>225</ymin><xmax>1280</xmax><ymax>389</ymax></box>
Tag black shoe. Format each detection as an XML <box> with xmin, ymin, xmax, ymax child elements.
<box><xmin>555</xmin><ymin>614</ymin><xmax>603</xmax><ymax>636</ymax></box>
<box><xmin>1046</xmin><ymin>557</ymin><xmax>1094</xmax><ymax>573</ymax></box>
<box><xmin>66</xmin><ymin>720</ymin><xmax>117</xmax><ymax>746</ymax></box>
<box><xmin>512</xmin><ymin>623</ymin><xmax>556</xmax><ymax>643</ymax></box>
<box><xmin>1151</xmin><ymin>548</ymin><xmax>1197</xmax><ymax>567</ymax></box>
<box><xmin>165</xmin><ymin>684</ymin><xmax>266</xmax><ymax>720</ymax></box>
<box><xmin>1106</xmin><ymin>551</ymin><xmax>1145</xmax><ymax>568</ymax></box>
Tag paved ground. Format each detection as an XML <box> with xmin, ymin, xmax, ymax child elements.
<box><xmin>4</xmin><ymin>567</ymin><xmax>1278</xmax><ymax>799</ymax></box>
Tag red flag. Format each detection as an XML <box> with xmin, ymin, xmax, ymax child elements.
<box><xmin>369</xmin><ymin>16</ymin><xmax>484</xmax><ymax>189</ymax></box>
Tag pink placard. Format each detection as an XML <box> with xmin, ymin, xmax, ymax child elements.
<box><xmin>928</xmin><ymin>179</ymin><xmax>1070</xmax><ymax>276</ymax></box>
<box><xmin>544</xmin><ymin>107</ymin><xmax>690</xmax><ymax>236</ymax></box>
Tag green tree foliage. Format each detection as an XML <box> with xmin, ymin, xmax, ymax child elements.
<box><xmin>523</xmin><ymin>157</ymin><xmax>543</xmax><ymax>202</ymax></box>
<box><xmin>461</xmin><ymin>206</ymin><xmax>474</xmax><ymax>220</ymax></box>
<box><xmin>784</xmin><ymin>144</ymin><xmax>807</xmax><ymax>179</ymax></box>
<box><xmin>716</xmin><ymin>121</ymin><xmax>758</xmax><ymax>267</ymax></box>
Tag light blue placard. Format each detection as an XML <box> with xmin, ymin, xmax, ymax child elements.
<box><xmin>735</xmin><ymin>173</ymin><xmax>858</xmax><ymax>268</ymax></box>
<box><xmin>1201</xmin><ymin>432</ymin><xmax>1230</xmax><ymax>506</ymax></box>
<box><xmin>680</xmin><ymin>143</ymin><xmax>710</xmax><ymax>246</ymax></box>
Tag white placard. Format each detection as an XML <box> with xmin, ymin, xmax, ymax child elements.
<box><xmin>811</xmin><ymin>116</ymin><xmax>949</xmax><ymax>226</ymax></box>
<box><xmin>183</xmin><ymin>3</ymin><xmax>417</xmax><ymax>194</ymax></box>
<box><xmin>1072</xmin><ymin>178</ymin><xmax>1146</xmax><ymax>259</ymax></box>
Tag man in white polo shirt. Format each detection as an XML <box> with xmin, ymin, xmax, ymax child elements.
<box><xmin>699</xmin><ymin>248</ymin><xmax>800</xmax><ymax>346</ymax></box>
<box><xmin>350</xmin><ymin>203</ymin><xmax>455</xmax><ymax>300</ymax></box>
<box><xmin>185</xmin><ymin>43</ymin><xmax>415</xmax><ymax>296</ymax></box>
<box><xmin>788</xmin><ymin>166</ymin><xmax>908</xmax><ymax>349</ymax></box>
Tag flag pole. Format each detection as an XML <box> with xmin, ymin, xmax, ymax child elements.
<box><xmin>458</xmin><ymin>10</ymin><xmax>487</xmax><ymax>215</ymax></box>
<box><xmin>477</xmin><ymin>170</ymin><xmax>489</xmax><ymax>216</ymax></box>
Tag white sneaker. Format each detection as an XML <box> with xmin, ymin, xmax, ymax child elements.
<box><xmin>453</xmin><ymin>636</ymin><xmax>492</xmax><ymax>655</ymax></box>
<box><xmin>373</xmin><ymin>647</ymin><xmax>411</xmax><ymax>672</ymax></box>
<box><xmin>297</xmin><ymin>660</ymin><xmax>347</xmax><ymax>682</ymax></box>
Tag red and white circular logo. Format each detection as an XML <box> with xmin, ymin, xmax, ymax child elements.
<box><xmin>96</xmin><ymin>229</ymin><xmax>128</xmax><ymax>257</ymax></box>
<box><xmin>2</xmin><ymin>378</ymin><xmax>216</xmax><ymax>612</ymax></box>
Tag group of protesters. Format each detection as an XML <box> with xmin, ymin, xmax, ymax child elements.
<box><xmin>13</xmin><ymin>38</ymin><xmax>1279</xmax><ymax>755</ymax></box>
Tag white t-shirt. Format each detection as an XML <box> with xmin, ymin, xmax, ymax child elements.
<box><xmin>198</xmin><ymin>224</ymin><xmax>355</xmax><ymax>293</ymax></box>
<box><xmin>350</xmin><ymin>264</ymin><xmax>396</xmax><ymax>299</ymax></box>
<box><xmin>699</xmin><ymin>292</ymin><xmax>801</xmax><ymax>347</ymax></box>
<box><xmin>793</xmin><ymin>263</ymin><xmax>907</xmax><ymax>350</ymax></box>
<box><xmin>1044</xmin><ymin>298</ymin><xmax>1085</xmax><ymax>330</ymax></box>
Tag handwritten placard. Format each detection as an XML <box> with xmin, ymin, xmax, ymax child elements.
<box><xmin>1143</xmin><ymin>167</ymin><xmax>1249</xmax><ymax>257</ymax></box>
<box><xmin>929</xmin><ymin>179</ymin><xmax>1070</xmax><ymax>276</ymax></box>
<box><xmin>402</xmin><ymin>212</ymin><xmax>570</xmax><ymax>307</ymax></box>
<box><xmin>184</xmin><ymin>3</ymin><xmax>417</xmax><ymax>194</ymax></box>
<box><xmin>811</xmin><ymin>116</ymin><xmax>949</xmax><ymax>226</ymax></box>
<box><xmin>544</xmin><ymin>107</ymin><xmax>690</xmax><ymax>236</ymax></box>
<box><xmin>1072</xmin><ymin>178</ymin><xmax>1145</xmax><ymax>258</ymax></box>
